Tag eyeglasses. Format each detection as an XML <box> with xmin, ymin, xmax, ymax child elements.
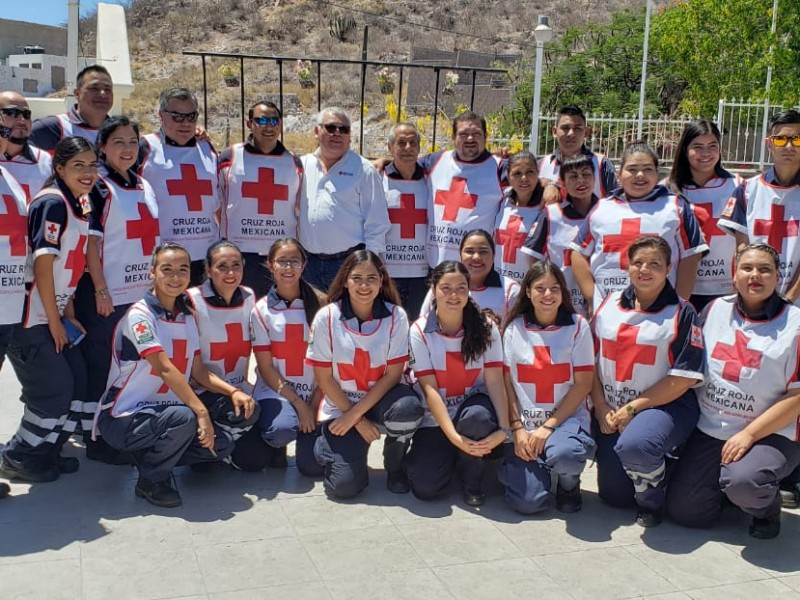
<box><xmin>770</xmin><ymin>135</ymin><xmax>800</xmax><ymax>148</ymax></box>
<box><xmin>0</xmin><ymin>107</ymin><xmax>31</xmax><ymax>120</ymax></box>
<box><xmin>273</xmin><ymin>259</ymin><xmax>303</xmax><ymax>269</ymax></box>
<box><xmin>163</xmin><ymin>110</ymin><xmax>199</xmax><ymax>123</ymax></box>
<box><xmin>321</xmin><ymin>123</ymin><xmax>351</xmax><ymax>135</ymax></box>
<box><xmin>0</xmin><ymin>125</ymin><xmax>10</xmax><ymax>140</ymax></box>
<box><xmin>252</xmin><ymin>116</ymin><xmax>280</xmax><ymax>127</ymax></box>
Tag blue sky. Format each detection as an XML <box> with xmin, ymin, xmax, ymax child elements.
<box><xmin>1</xmin><ymin>1</ymin><xmax>125</xmax><ymax>27</ymax></box>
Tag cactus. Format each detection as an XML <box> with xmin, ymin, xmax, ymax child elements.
<box><xmin>329</xmin><ymin>15</ymin><xmax>357</xmax><ymax>42</ymax></box>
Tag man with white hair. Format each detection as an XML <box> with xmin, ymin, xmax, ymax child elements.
<box><xmin>298</xmin><ymin>107</ymin><xmax>389</xmax><ymax>290</ymax></box>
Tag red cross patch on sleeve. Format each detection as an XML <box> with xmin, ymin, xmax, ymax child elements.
<box><xmin>690</xmin><ymin>324</ymin><xmax>704</xmax><ymax>349</ymax></box>
<box><xmin>721</xmin><ymin>196</ymin><xmax>736</xmax><ymax>219</ymax></box>
<box><xmin>44</xmin><ymin>220</ymin><xmax>61</xmax><ymax>244</ymax></box>
<box><xmin>132</xmin><ymin>320</ymin><xmax>154</xmax><ymax>344</ymax></box>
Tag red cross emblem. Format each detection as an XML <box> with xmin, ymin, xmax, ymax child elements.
<box><xmin>434</xmin><ymin>351</ymin><xmax>481</xmax><ymax>398</ymax></box>
<box><xmin>434</xmin><ymin>177</ymin><xmax>478</xmax><ymax>222</ymax></box>
<box><xmin>165</xmin><ymin>164</ymin><xmax>212</xmax><ymax>212</ymax></box>
<box><xmin>337</xmin><ymin>348</ymin><xmax>385</xmax><ymax>392</ymax></box>
<box><xmin>693</xmin><ymin>202</ymin><xmax>725</xmax><ymax>243</ymax></box>
<box><xmin>601</xmin><ymin>323</ymin><xmax>658</xmax><ymax>382</ymax></box>
<box><xmin>47</xmin><ymin>222</ymin><xmax>58</xmax><ymax>235</ymax></box>
<box><xmin>495</xmin><ymin>214</ymin><xmax>528</xmax><ymax>264</ymax></box>
<box><xmin>134</xmin><ymin>322</ymin><xmax>148</xmax><ymax>335</ymax></box>
<box><xmin>270</xmin><ymin>323</ymin><xmax>307</xmax><ymax>377</ymax></box>
<box><xmin>603</xmin><ymin>218</ymin><xmax>647</xmax><ymax>269</ymax></box>
<box><xmin>753</xmin><ymin>204</ymin><xmax>800</xmax><ymax>252</ymax></box>
<box><xmin>65</xmin><ymin>234</ymin><xmax>88</xmax><ymax>287</ymax></box>
<box><xmin>711</xmin><ymin>330</ymin><xmax>763</xmax><ymax>382</ymax></box>
<box><xmin>388</xmin><ymin>193</ymin><xmax>427</xmax><ymax>239</ymax></box>
<box><xmin>209</xmin><ymin>322</ymin><xmax>251</xmax><ymax>374</ymax></box>
<box><xmin>241</xmin><ymin>167</ymin><xmax>289</xmax><ymax>215</ymax></box>
<box><xmin>0</xmin><ymin>195</ymin><xmax>27</xmax><ymax>256</ymax></box>
<box><xmin>516</xmin><ymin>345</ymin><xmax>572</xmax><ymax>404</ymax></box>
<box><xmin>152</xmin><ymin>338</ymin><xmax>190</xmax><ymax>393</ymax></box>
<box><xmin>126</xmin><ymin>203</ymin><xmax>159</xmax><ymax>256</ymax></box>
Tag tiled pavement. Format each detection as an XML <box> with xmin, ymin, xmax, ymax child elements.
<box><xmin>1</xmin><ymin>365</ymin><xmax>799</xmax><ymax>600</ymax></box>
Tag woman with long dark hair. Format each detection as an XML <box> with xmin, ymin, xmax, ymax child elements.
<box><xmin>405</xmin><ymin>260</ymin><xmax>509</xmax><ymax>506</ymax></box>
<box><xmin>306</xmin><ymin>249</ymin><xmax>423</xmax><ymax>498</ymax></box>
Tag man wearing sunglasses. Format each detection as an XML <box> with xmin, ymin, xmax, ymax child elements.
<box><xmin>299</xmin><ymin>106</ymin><xmax>389</xmax><ymax>290</ymax></box>
<box><xmin>218</xmin><ymin>100</ymin><xmax>303</xmax><ymax>298</ymax></box>
<box><xmin>0</xmin><ymin>91</ymin><xmax>52</xmax><ymax>202</ymax></box>
<box><xmin>29</xmin><ymin>65</ymin><xmax>114</xmax><ymax>152</ymax></box>
<box><xmin>138</xmin><ymin>87</ymin><xmax>219</xmax><ymax>286</ymax></box>
<box><xmin>720</xmin><ymin>109</ymin><xmax>800</xmax><ymax>302</ymax></box>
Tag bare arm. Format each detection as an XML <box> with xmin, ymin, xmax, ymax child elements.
<box><xmin>571</xmin><ymin>251</ymin><xmax>595</xmax><ymax>315</ymax></box>
<box><xmin>675</xmin><ymin>254</ymin><xmax>702</xmax><ymax>299</ymax></box>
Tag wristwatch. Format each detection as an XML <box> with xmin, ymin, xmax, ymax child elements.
<box><xmin>626</xmin><ymin>403</ymin><xmax>637</xmax><ymax>417</ymax></box>
<box><xmin>502</xmin><ymin>427</ymin><xmax>513</xmax><ymax>443</ymax></box>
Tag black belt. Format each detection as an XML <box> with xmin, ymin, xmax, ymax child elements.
<box><xmin>309</xmin><ymin>244</ymin><xmax>365</xmax><ymax>261</ymax></box>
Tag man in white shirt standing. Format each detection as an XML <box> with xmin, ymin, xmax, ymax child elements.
<box><xmin>299</xmin><ymin>107</ymin><xmax>389</xmax><ymax>290</ymax></box>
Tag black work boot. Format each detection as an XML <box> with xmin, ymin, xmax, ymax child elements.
<box><xmin>383</xmin><ymin>437</ymin><xmax>410</xmax><ymax>494</ymax></box>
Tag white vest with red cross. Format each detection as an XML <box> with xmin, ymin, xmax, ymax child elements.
<box><xmin>141</xmin><ymin>133</ymin><xmax>219</xmax><ymax>260</ymax></box>
<box><xmin>409</xmin><ymin>317</ymin><xmax>503</xmax><ymax>427</ymax></box>
<box><xmin>24</xmin><ymin>188</ymin><xmax>90</xmax><ymax>328</ymax></box>
<box><xmin>539</xmin><ymin>152</ymin><xmax>608</xmax><ymax>198</ymax></box>
<box><xmin>542</xmin><ymin>202</ymin><xmax>589</xmax><ymax>315</ymax></box>
<box><xmin>98</xmin><ymin>175</ymin><xmax>160</xmax><ymax>306</ymax></box>
<box><xmin>0</xmin><ymin>169</ymin><xmax>28</xmax><ymax>324</ymax></box>
<box><xmin>427</xmin><ymin>151</ymin><xmax>503</xmax><ymax>266</ymax></box>
<box><xmin>493</xmin><ymin>199</ymin><xmax>541</xmax><ymax>281</ymax></box>
<box><xmin>577</xmin><ymin>193</ymin><xmax>689</xmax><ymax>309</ymax></box>
<box><xmin>503</xmin><ymin>315</ymin><xmax>594</xmax><ymax>432</ymax></box>
<box><xmin>740</xmin><ymin>174</ymin><xmax>800</xmax><ymax>297</ymax></box>
<box><xmin>107</xmin><ymin>304</ymin><xmax>200</xmax><ymax>416</ymax></box>
<box><xmin>594</xmin><ymin>291</ymin><xmax>684</xmax><ymax>410</ymax></box>
<box><xmin>220</xmin><ymin>143</ymin><xmax>301</xmax><ymax>254</ymax></box>
<box><xmin>698</xmin><ymin>296</ymin><xmax>800</xmax><ymax>442</ymax></box>
<box><xmin>383</xmin><ymin>174</ymin><xmax>430</xmax><ymax>278</ymax></box>
<box><xmin>250</xmin><ymin>296</ymin><xmax>315</xmax><ymax>404</ymax></box>
<box><xmin>683</xmin><ymin>176</ymin><xmax>740</xmax><ymax>296</ymax></box>
<box><xmin>56</xmin><ymin>114</ymin><xmax>99</xmax><ymax>145</ymax></box>
<box><xmin>306</xmin><ymin>302</ymin><xmax>408</xmax><ymax>421</ymax></box>
<box><xmin>0</xmin><ymin>147</ymin><xmax>51</xmax><ymax>203</ymax></box>
<box><xmin>186</xmin><ymin>281</ymin><xmax>255</xmax><ymax>390</ymax></box>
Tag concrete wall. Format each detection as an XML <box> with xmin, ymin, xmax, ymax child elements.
<box><xmin>0</xmin><ymin>19</ymin><xmax>67</xmax><ymax>59</ymax></box>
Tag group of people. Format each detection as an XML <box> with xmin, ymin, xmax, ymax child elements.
<box><xmin>1</xmin><ymin>64</ymin><xmax>800</xmax><ymax>541</ymax></box>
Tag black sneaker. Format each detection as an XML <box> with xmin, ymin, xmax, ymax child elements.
<box><xmin>556</xmin><ymin>483</ymin><xmax>583</xmax><ymax>513</ymax></box>
<box><xmin>52</xmin><ymin>455</ymin><xmax>80</xmax><ymax>474</ymax></box>
<box><xmin>386</xmin><ymin>470</ymin><xmax>410</xmax><ymax>494</ymax></box>
<box><xmin>462</xmin><ymin>488</ymin><xmax>486</xmax><ymax>507</ymax></box>
<box><xmin>85</xmin><ymin>438</ymin><xmax>133</xmax><ymax>466</ymax></box>
<box><xmin>0</xmin><ymin>482</ymin><xmax>9</xmax><ymax>498</ymax></box>
<box><xmin>268</xmin><ymin>446</ymin><xmax>288</xmax><ymax>469</ymax></box>
<box><xmin>749</xmin><ymin>515</ymin><xmax>780</xmax><ymax>539</ymax></box>
<box><xmin>134</xmin><ymin>476</ymin><xmax>182</xmax><ymax>508</ymax></box>
<box><xmin>780</xmin><ymin>486</ymin><xmax>800</xmax><ymax>509</ymax></box>
<box><xmin>636</xmin><ymin>506</ymin><xmax>664</xmax><ymax>528</ymax></box>
<box><xmin>0</xmin><ymin>455</ymin><xmax>59</xmax><ymax>483</ymax></box>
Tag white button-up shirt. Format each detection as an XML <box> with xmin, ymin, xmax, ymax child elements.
<box><xmin>299</xmin><ymin>148</ymin><xmax>389</xmax><ymax>255</ymax></box>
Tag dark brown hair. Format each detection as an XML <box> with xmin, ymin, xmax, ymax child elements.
<box><xmin>266</xmin><ymin>238</ymin><xmax>326</xmax><ymax>326</ymax></box>
<box><xmin>502</xmin><ymin>261</ymin><xmax>574</xmax><ymax>333</ymax></box>
<box><xmin>327</xmin><ymin>249</ymin><xmax>402</xmax><ymax>308</ymax></box>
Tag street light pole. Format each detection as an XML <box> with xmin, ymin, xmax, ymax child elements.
<box><xmin>758</xmin><ymin>0</ymin><xmax>779</xmax><ymax>170</ymax></box>
<box><xmin>529</xmin><ymin>16</ymin><xmax>553</xmax><ymax>156</ymax></box>
<box><xmin>637</xmin><ymin>0</ymin><xmax>652</xmax><ymax>139</ymax></box>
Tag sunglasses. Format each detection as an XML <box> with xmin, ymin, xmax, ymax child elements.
<box><xmin>0</xmin><ymin>107</ymin><xmax>31</xmax><ymax>120</ymax></box>
<box><xmin>164</xmin><ymin>110</ymin><xmax>199</xmax><ymax>123</ymax></box>
<box><xmin>252</xmin><ymin>116</ymin><xmax>280</xmax><ymax>127</ymax></box>
<box><xmin>0</xmin><ymin>125</ymin><xmax>10</xmax><ymax>140</ymax></box>
<box><xmin>321</xmin><ymin>123</ymin><xmax>351</xmax><ymax>135</ymax></box>
<box><xmin>770</xmin><ymin>135</ymin><xmax>800</xmax><ymax>148</ymax></box>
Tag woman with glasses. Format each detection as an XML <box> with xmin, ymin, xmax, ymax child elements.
<box><xmin>140</xmin><ymin>87</ymin><xmax>218</xmax><ymax>286</ymax></box>
<box><xmin>306</xmin><ymin>250</ymin><xmax>423</xmax><ymax>498</ymax></box>
<box><xmin>1</xmin><ymin>137</ymin><xmax>96</xmax><ymax>484</ymax></box>
<box><xmin>219</xmin><ymin>101</ymin><xmax>303</xmax><ymax>298</ymax></box>
<box><xmin>666</xmin><ymin>243</ymin><xmax>800</xmax><ymax>539</ymax></box>
<box><xmin>185</xmin><ymin>240</ymin><xmax>261</xmax><ymax>465</ymax></box>
<box><xmin>239</xmin><ymin>238</ymin><xmax>326</xmax><ymax>473</ymax></box>
<box><xmin>665</xmin><ymin>120</ymin><xmax>741</xmax><ymax>313</ymax></box>
<box><xmin>70</xmin><ymin>116</ymin><xmax>160</xmax><ymax>465</ymax></box>
<box><xmin>419</xmin><ymin>229</ymin><xmax>520</xmax><ymax>319</ymax></box>
<box><xmin>96</xmin><ymin>243</ymin><xmax>254</xmax><ymax>508</ymax></box>
<box><xmin>718</xmin><ymin>109</ymin><xmax>800</xmax><ymax>304</ymax></box>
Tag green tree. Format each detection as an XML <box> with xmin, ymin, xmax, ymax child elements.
<box><xmin>650</xmin><ymin>0</ymin><xmax>800</xmax><ymax>115</ymax></box>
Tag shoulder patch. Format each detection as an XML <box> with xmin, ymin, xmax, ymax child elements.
<box><xmin>690</xmin><ymin>324</ymin><xmax>704</xmax><ymax>349</ymax></box>
<box><xmin>44</xmin><ymin>220</ymin><xmax>61</xmax><ymax>244</ymax></box>
<box><xmin>132</xmin><ymin>319</ymin><xmax>155</xmax><ymax>344</ymax></box>
<box><xmin>721</xmin><ymin>196</ymin><xmax>736</xmax><ymax>219</ymax></box>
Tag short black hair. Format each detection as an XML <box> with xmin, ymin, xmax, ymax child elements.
<box><xmin>769</xmin><ymin>109</ymin><xmax>800</xmax><ymax>133</ymax></box>
<box><xmin>248</xmin><ymin>100</ymin><xmax>282</xmax><ymax>121</ymax></box>
<box><xmin>76</xmin><ymin>65</ymin><xmax>111</xmax><ymax>88</ymax></box>
<box><xmin>557</xmin><ymin>104</ymin><xmax>586</xmax><ymax>125</ymax></box>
